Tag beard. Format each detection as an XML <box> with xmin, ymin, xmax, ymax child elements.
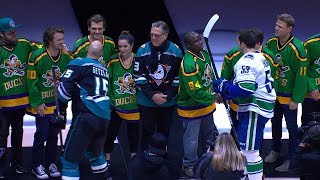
<box><xmin>0</xmin><ymin>36</ymin><xmax>18</xmax><ymax>48</ymax></box>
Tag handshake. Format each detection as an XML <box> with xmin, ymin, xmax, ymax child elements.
<box><xmin>213</xmin><ymin>78</ymin><xmax>233</xmax><ymax>100</ymax></box>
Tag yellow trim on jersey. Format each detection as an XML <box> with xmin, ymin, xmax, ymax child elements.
<box><xmin>107</xmin><ymin>58</ymin><xmax>120</xmax><ymax>68</ymax></box>
<box><xmin>289</xmin><ymin>43</ymin><xmax>307</xmax><ymax>62</ymax></box>
<box><xmin>304</xmin><ymin>38</ymin><xmax>320</xmax><ymax>46</ymax></box>
<box><xmin>177</xmin><ymin>102</ymin><xmax>216</xmax><ymax>119</ymax></box>
<box><xmin>229</xmin><ymin>101</ymin><xmax>238</xmax><ymax>111</ymax></box>
<box><xmin>116</xmin><ymin>111</ymin><xmax>140</xmax><ymax>121</ymax></box>
<box><xmin>276</xmin><ymin>96</ymin><xmax>291</xmax><ymax>104</ymax></box>
<box><xmin>181</xmin><ymin>59</ymin><xmax>199</xmax><ymax>77</ymax></box>
<box><xmin>105</xmin><ymin>39</ymin><xmax>115</xmax><ymax>47</ymax></box>
<box><xmin>0</xmin><ymin>96</ymin><xmax>29</xmax><ymax>107</ymax></box>
<box><xmin>225</xmin><ymin>51</ymin><xmax>241</xmax><ymax>61</ymax></box>
<box><xmin>262</xmin><ymin>52</ymin><xmax>278</xmax><ymax>67</ymax></box>
<box><xmin>27</xmin><ymin>106</ymin><xmax>56</xmax><ymax>115</ymax></box>
<box><xmin>276</xmin><ymin>36</ymin><xmax>294</xmax><ymax>51</ymax></box>
<box><xmin>34</xmin><ymin>52</ymin><xmax>48</xmax><ymax>64</ymax></box>
<box><xmin>74</xmin><ymin>41</ymin><xmax>91</xmax><ymax>55</ymax></box>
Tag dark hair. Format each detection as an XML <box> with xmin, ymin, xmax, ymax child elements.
<box><xmin>238</xmin><ymin>29</ymin><xmax>257</xmax><ymax>49</ymax></box>
<box><xmin>183</xmin><ymin>31</ymin><xmax>198</xmax><ymax>46</ymax></box>
<box><xmin>43</xmin><ymin>25</ymin><xmax>64</xmax><ymax>47</ymax></box>
<box><xmin>277</xmin><ymin>14</ymin><xmax>295</xmax><ymax>27</ymax></box>
<box><xmin>151</xmin><ymin>21</ymin><xmax>169</xmax><ymax>34</ymax></box>
<box><xmin>250</xmin><ymin>27</ymin><xmax>264</xmax><ymax>45</ymax></box>
<box><xmin>118</xmin><ymin>30</ymin><xmax>135</xmax><ymax>45</ymax></box>
<box><xmin>87</xmin><ymin>14</ymin><xmax>106</xmax><ymax>28</ymax></box>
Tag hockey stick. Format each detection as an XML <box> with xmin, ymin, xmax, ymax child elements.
<box><xmin>203</xmin><ymin>14</ymin><xmax>240</xmax><ymax>150</ymax></box>
<box><xmin>52</xmin><ymin>65</ymin><xmax>64</xmax><ymax>153</ymax></box>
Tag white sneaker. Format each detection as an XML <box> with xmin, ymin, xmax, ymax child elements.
<box><xmin>32</xmin><ymin>165</ymin><xmax>49</xmax><ymax>179</ymax></box>
<box><xmin>48</xmin><ymin>163</ymin><xmax>61</xmax><ymax>177</ymax></box>
<box><xmin>275</xmin><ymin>160</ymin><xmax>290</xmax><ymax>172</ymax></box>
<box><xmin>265</xmin><ymin>150</ymin><xmax>282</xmax><ymax>163</ymax></box>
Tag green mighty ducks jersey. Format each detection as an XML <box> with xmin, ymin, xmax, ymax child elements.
<box><xmin>72</xmin><ymin>35</ymin><xmax>116</xmax><ymax>66</ymax></box>
<box><xmin>221</xmin><ymin>46</ymin><xmax>279</xmax><ymax>111</ymax></box>
<box><xmin>177</xmin><ymin>50</ymin><xmax>216</xmax><ymax>120</ymax></box>
<box><xmin>0</xmin><ymin>38</ymin><xmax>39</xmax><ymax>110</ymax></box>
<box><xmin>304</xmin><ymin>34</ymin><xmax>320</xmax><ymax>99</ymax></box>
<box><xmin>27</xmin><ymin>47</ymin><xmax>73</xmax><ymax>116</ymax></box>
<box><xmin>265</xmin><ymin>36</ymin><xmax>308</xmax><ymax>104</ymax></box>
<box><xmin>107</xmin><ymin>53</ymin><xmax>139</xmax><ymax>121</ymax></box>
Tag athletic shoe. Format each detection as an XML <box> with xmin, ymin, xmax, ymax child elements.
<box><xmin>105</xmin><ymin>160</ymin><xmax>112</xmax><ymax>180</ymax></box>
<box><xmin>48</xmin><ymin>163</ymin><xmax>61</xmax><ymax>177</ymax></box>
<box><xmin>181</xmin><ymin>166</ymin><xmax>194</xmax><ymax>177</ymax></box>
<box><xmin>32</xmin><ymin>165</ymin><xmax>49</xmax><ymax>179</ymax></box>
<box><xmin>0</xmin><ymin>169</ymin><xmax>5</xmax><ymax>179</ymax></box>
<box><xmin>12</xmin><ymin>162</ymin><xmax>28</xmax><ymax>174</ymax></box>
<box><xmin>264</xmin><ymin>150</ymin><xmax>282</xmax><ymax>163</ymax></box>
<box><xmin>275</xmin><ymin>160</ymin><xmax>290</xmax><ymax>172</ymax></box>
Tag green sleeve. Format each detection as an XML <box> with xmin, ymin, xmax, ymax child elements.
<box><xmin>221</xmin><ymin>55</ymin><xmax>235</xmax><ymax>80</ymax></box>
<box><xmin>291</xmin><ymin>48</ymin><xmax>309</xmax><ymax>103</ymax></box>
<box><xmin>27</xmin><ymin>52</ymin><xmax>44</xmax><ymax>108</ymax></box>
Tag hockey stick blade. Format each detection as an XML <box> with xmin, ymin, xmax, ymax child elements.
<box><xmin>203</xmin><ymin>14</ymin><xmax>220</xmax><ymax>38</ymax></box>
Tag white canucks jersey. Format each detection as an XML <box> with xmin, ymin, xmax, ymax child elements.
<box><xmin>233</xmin><ymin>51</ymin><xmax>276</xmax><ymax>118</ymax></box>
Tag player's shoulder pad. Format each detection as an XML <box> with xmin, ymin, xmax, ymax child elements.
<box><xmin>168</xmin><ymin>41</ymin><xmax>183</xmax><ymax>58</ymax></box>
<box><xmin>304</xmin><ymin>34</ymin><xmax>320</xmax><ymax>47</ymax></box>
<box><xmin>104</xmin><ymin>35</ymin><xmax>115</xmax><ymax>46</ymax></box>
<box><xmin>181</xmin><ymin>53</ymin><xmax>198</xmax><ymax>75</ymax></box>
<box><xmin>135</xmin><ymin>42</ymin><xmax>151</xmax><ymax>57</ymax></box>
<box><xmin>28</xmin><ymin>47</ymin><xmax>46</xmax><ymax>65</ymax></box>
<box><xmin>290</xmin><ymin>37</ymin><xmax>307</xmax><ymax>61</ymax></box>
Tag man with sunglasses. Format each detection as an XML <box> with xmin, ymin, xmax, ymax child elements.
<box><xmin>133</xmin><ymin>21</ymin><xmax>183</xmax><ymax>152</ymax></box>
<box><xmin>0</xmin><ymin>17</ymin><xmax>39</xmax><ymax>178</ymax></box>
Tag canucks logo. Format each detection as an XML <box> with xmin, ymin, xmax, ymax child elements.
<box><xmin>0</xmin><ymin>54</ymin><xmax>26</xmax><ymax>77</ymax></box>
<box><xmin>149</xmin><ymin>64</ymin><xmax>171</xmax><ymax>86</ymax></box>
<box><xmin>202</xmin><ymin>63</ymin><xmax>213</xmax><ymax>87</ymax></box>
<box><xmin>114</xmin><ymin>72</ymin><xmax>136</xmax><ymax>94</ymax></box>
<box><xmin>42</xmin><ymin>67</ymin><xmax>62</xmax><ymax>87</ymax></box>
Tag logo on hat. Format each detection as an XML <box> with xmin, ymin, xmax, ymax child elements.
<box><xmin>0</xmin><ymin>17</ymin><xmax>21</xmax><ymax>32</ymax></box>
<box><xmin>9</xmin><ymin>20</ymin><xmax>16</xmax><ymax>28</ymax></box>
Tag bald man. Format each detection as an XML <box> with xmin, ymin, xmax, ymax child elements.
<box><xmin>56</xmin><ymin>40</ymin><xmax>111</xmax><ymax>179</ymax></box>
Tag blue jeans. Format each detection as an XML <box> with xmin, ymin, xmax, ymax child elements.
<box><xmin>271</xmin><ymin>100</ymin><xmax>298</xmax><ymax>160</ymax></box>
<box><xmin>182</xmin><ymin>113</ymin><xmax>215</xmax><ymax>168</ymax></box>
<box><xmin>32</xmin><ymin>116</ymin><xmax>60</xmax><ymax>168</ymax></box>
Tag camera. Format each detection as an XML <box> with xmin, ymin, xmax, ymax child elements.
<box><xmin>297</xmin><ymin>112</ymin><xmax>320</xmax><ymax>145</ymax></box>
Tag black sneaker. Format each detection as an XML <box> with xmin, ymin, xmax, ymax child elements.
<box><xmin>12</xmin><ymin>163</ymin><xmax>28</xmax><ymax>174</ymax></box>
<box><xmin>0</xmin><ymin>169</ymin><xmax>5</xmax><ymax>179</ymax></box>
<box><xmin>105</xmin><ymin>160</ymin><xmax>112</xmax><ymax>180</ymax></box>
<box><xmin>32</xmin><ymin>165</ymin><xmax>49</xmax><ymax>179</ymax></box>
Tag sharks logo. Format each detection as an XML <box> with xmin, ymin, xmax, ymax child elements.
<box><xmin>42</xmin><ymin>66</ymin><xmax>62</xmax><ymax>87</ymax></box>
<box><xmin>202</xmin><ymin>63</ymin><xmax>213</xmax><ymax>87</ymax></box>
<box><xmin>114</xmin><ymin>72</ymin><xmax>136</xmax><ymax>94</ymax></box>
<box><xmin>148</xmin><ymin>64</ymin><xmax>172</xmax><ymax>86</ymax></box>
<box><xmin>0</xmin><ymin>54</ymin><xmax>26</xmax><ymax>77</ymax></box>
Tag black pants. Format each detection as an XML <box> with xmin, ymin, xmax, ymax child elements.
<box><xmin>63</xmin><ymin>112</ymin><xmax>109</xmax><ymax>162</ymax></box>
<box><xmin>0</xmin><ymin>109</ymin><xmax>25</xmax><ymax>169</ymax></box>
<box><xmin>138</xmin><ymin>105</ymin><xmax>175</xmax><ymax>151</ymax></box>
<box><xmin>32</xmin><ymin>116</ymin><xmax>60</xmax><ymax>168</ymax></box>
<box><xmin>104</xmin><ymin>111</ymin><xmax>139</xmax><ymax>153</ymax></box>
<box><xmin>301</xmin><ymin>99</ymin><xmax>320</xmax><ymax>126</ymax></box>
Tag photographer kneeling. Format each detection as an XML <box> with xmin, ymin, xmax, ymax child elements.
<box><xmin>289</xmin><ymin>120</ymin><xmax>320</xmax><ymax>180</ymax></box>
